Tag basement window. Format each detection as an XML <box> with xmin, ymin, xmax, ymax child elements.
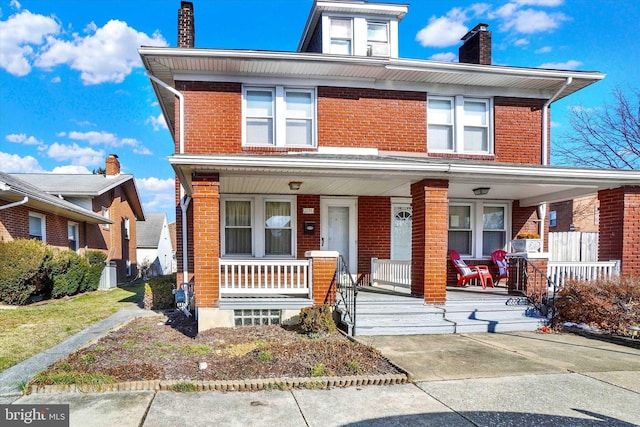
<box><xmin>234</xmin><ymin>309</ymin><xmax>281</xmax><ymax>326</ymax></box>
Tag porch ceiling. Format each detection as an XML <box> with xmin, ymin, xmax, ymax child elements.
<box><xmin>171</xmin><ymin>154</ymin><xmax>640</xmax><ymax>206</ymax></box>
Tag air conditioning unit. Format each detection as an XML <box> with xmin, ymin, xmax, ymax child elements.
<box><xmin>367</xmin><ymin>43</ymin><xmax>390</xmax><ymax>57</ymax></box>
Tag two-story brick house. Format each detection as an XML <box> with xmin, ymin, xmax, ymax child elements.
<box><xmin>2</xmin><ymin>155</ymin><xmax>145</xmax><ymax>282</ymax></box>
<box><xmin>140</xmin><ymin>1</ymin><xmax>640</xmax><ymax>332</ymax></box>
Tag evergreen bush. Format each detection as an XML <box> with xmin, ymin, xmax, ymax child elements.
<box><xmin>0</xmin><ymin>239</ymin><xmax>50</xmax><ymax>305</ymax></box>
<box><xmin>143</xmin><ymin>274</ymin><xmax>177</xmax><ymax>310</ymax></box>
<box><xmin>298</xmin><ymin>305</ymin><xmax>337</xmax><ymax>335</ymax></box>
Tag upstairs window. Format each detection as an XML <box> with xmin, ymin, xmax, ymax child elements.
<box><xmin>29</xmin><ymin>212</ymin><xmax>46</xmax><ymax>242</ymax></box>
<box><xmin>243</xmin><ymin>86</ymin><xmax>316</xmax><ymax>147</ymax></box>
<box><xmin>101</xmin><ymin>206</ymin><xmax>110</xmax><ymax>229</ymax></box>
<box><xmin>428</xmin><ymin>96</ymin><xmax>492</xmax><ymax>154</ymax></box>
<box><xmin>123</xmin><ymin>218</ymin><xmax>130</xmax><ymax>240</ymax></box>
<box><xmin>330</xmin><ymin>18</ymin><xmax>352</xmax><ymax>54</ymax></box>
<box><xmin>367</xmin><ymin>21</ymin><xmax>389</xmax><ymax>56</ymax></box>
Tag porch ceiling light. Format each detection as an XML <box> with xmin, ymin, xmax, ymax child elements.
<box><xmin>473</xmin><ymin>187</ymin><xmax>490</xmax><ymax>196</ymax></box>
<box><xmin>288</xmin><ymin>181</ymin><xmax>302</xmax><ymax>191</ymax></box>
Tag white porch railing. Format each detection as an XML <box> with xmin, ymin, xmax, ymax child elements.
<box><xmin>547</xmin><ymin>260</ymin><xmax>620</xmax><ymax>288</ymax></box>
<box><xmin>219</xmin><ymin>259</ymin><xmax>312</xmax><ymax>296</ymax></box>
<box><xmin>371</xmin><ymin>258</ymin><xmax>411</xmax><ymax>290</ymax></box>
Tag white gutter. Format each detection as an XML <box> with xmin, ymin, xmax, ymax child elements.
<box><xmin>147</xmin><ymin>73</ymin><xmax>192</xmax><ymax>284</ymax></box>
<box><xmin>537</xmin><ymin>203</ymin><xmax>547</xmax><ymax>251</ymax></box>
<box><xmin>0</xmin><ymin>196</ymin><xmax>28</xmax><ymax>210</ymax></box>
<box><xmin>542</xmin><ymin>76</ymin><xmax>572</xmax><ymax>165</ymax></box>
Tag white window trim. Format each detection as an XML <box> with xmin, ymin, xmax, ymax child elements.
<box><xmin>101</xmin><ymin>206</ymin><xmax>110</xmax><ymax>229</ymax></box>
<box><xmin>68</xmin><ymin>221</ymin><xmax>79</xmax><ymax>252</ymax></box>
<box><xmin>221</xmin><ymin>195</ymin><xmax>297</xmax><ymax>258</ymax></box>
<box><xmin>28</xmin><ymin>212</ymin><xmax>46</xmax><ymax>243</ymax></box>
<box><xmin>124</xmin><ymin>218</ymin><xmax>130</xmax><ymax>240</ymax></box>
<box><xmin>242</xmin><ymin>86</ymin><xmax>317</xmax><ymax>148</ymax></box>
<box><xmin>449</xmin><ymin>200</ymin><xmax>510</xmax><ymax>258</ymax></box>
<box><xmin>366</xmin><ymin>20</ymin><xmax>390</xmax><ymax>57</ymax></box>
<box><xmin>428</xmin><ymin>95</ymin><xmax>494</xmax><ymax>155</ymax></box>
<box><xmin>329</xmin><ymin>17</ymin><xmax>353</xmax><ymax>55</ymax></box>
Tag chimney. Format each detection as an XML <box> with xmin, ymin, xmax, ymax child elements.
<box><xmin>178</xmin><ymin>1</ymin><xmax>195</xmax><ymax>48</ymax></box>
<box><xmin>105</xmin><ymin>154</ymin><xmax>121</xmax><ymax>176</ymax></box>
<box><xmin>459</xmin><ymin>23</ymin><xmax>491</xmax><ymax>65</ymax></box>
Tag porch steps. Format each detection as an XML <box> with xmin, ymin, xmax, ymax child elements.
<box><xmin>344</xmin><ymin>287</ymin><xmax>546</xmax><ymax>336</ymax></box>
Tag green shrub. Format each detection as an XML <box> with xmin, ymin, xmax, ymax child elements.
<box><xmin>299</xmin><ymin>305</ymin><xmax>336</xmax><ymax>335</ymax></box>
<box><xmin>0</xmin><ymin>239</ymin><xmax>50</xmax><ymax>305</ymax></box>
<box><xmin>309</xmin><ymin>363</ymin><xmax>332</xmax><ymax>377</ymax></box>
<box><xmin>556</xmin><ymin>276</ymin><xmax>640</xmax><ymax>336</ymax></box>
<box><xmin>143</xmin><ymin>274</ymin><xmax>177</xmax><ymax>310</ymax></box>
<box><xmin>47</xmin><ymin>250</ymin><xmax>87</xmax><ymax>298</ymax></box>
<box><xmin>81</xmin><ymin>251</ymin><xmax>106</xmax><ymax>292</ymax></box>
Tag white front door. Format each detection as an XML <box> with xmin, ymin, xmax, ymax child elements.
<box><xmin>391</xmin><ymin>204</ymin><xmax>412</xmax><ymax>260</ymax></box>
<box><xmin>321</xmin><ymin>197</ymin><xmax>357</xmax><ymax>273</ymax></box>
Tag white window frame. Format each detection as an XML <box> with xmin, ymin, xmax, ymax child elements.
<box><xmin>448</xmin><ymin>201</ymin><xmax>510</xmax><ymax>258</ymax></box>
<box><xmin>123</xmin><ymin>218</ymin><xmax>130</xmax><ymax>240</ymax></box>
<box><xmin>329</xmin><ymin>17</ymin><xmax>353</xmax><ymax>55</ymax></box>
<box><xmin>221</xmin><ymin>195</ymin><xmax>297</xmax><ymax>258</ymax></box>
<box><xmin>68</xmin><ymin>221</ymin><xmax>79</xmax><ymax>252</ymax></box>
<box><xmin>101</xmin><ymin>206</ymin><xmax>110</xmax><ymax>229</ymax></box>
<box><xmin>366</xmin><ymin>20</ymin><xmax>389</xmax><ymax>57</ymax></box>
<box><xmin>549</xmin><ymin>211</ymin><xmax>557</xmax><ymax>227</ymax></box>
<box><xmin>428</xmin><ymin>95</ymin><xmax>493</xmax><ymax>154</ymax></box>
<box><xmin>242</xmin><ymin>86</ymin><xmax>316</xmax><ymax>148</ymax></box>
<box><xmin>28</xmin><ymin>212</ymin><xmax>46</xmax><ymax>243</ymax></box>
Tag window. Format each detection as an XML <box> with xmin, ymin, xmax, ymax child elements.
<box><xmin>28</xmin><ymin>212</ymin><xmax>45</xmax><ymax>242</ymax></box>
<box><xmin>448</xmin><ymin>202</ymin><xmax>509</xmax><ymax>257</ymax></box>
<box><xmin>222</xmin><ymin>196</ymin><xmax>296</xmax><ymax>257</ymax></box>
<box><xmin>123</xmin><ymin>218</ymin><xmax>130</xmax><ymax>240</ymax></box>
<box><xmin>549</xmin><ymin>211</ymin><xmax>557</xmax><ymax>227</ymax></box>
<box><xmin>367</xmin><ymin>21</ymin><xmax>389</xmax><ymax>56</ymax></box>
<box><xmin>101</xmin><ymin>207</ymin><xmax>109</xmax><ymax>229</ymax></box>
<box><xmin>428</xmin><ymin>96</ymin><xmax>492</xmax><ymax>154</ymax></box>
<box><xmin>330</xmin><ymin>18</ymin><xmax>352</xmax><ymax>54</ymax></box>
<box><xmin>243</xmin><ymin>86</ymin><xmax>315</xmax><ymax>147</ymax></box>
<box><xmin>126</xmin><ymin>260</ymin><xmax>132</xmax><ymax>276</ymax></box>
<box><xmin>68</xmin><ymin>222</ymin><xmax>79</xmax><ymax>251</ymax></box>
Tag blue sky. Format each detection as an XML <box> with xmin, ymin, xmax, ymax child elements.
<box><xmin>1</xmin><ymin>0</ymin><xmax>638</xmax><ymax>223</ymax></box>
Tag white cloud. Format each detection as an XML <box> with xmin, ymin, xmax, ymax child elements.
<box><xmin>0</xmin><ymin>10</ymin><xmax>60</xmax><ymax>76</ymax></box>
<box><xmin>50</xmin><ymin>76</ymin><xmax>60</xmax><ymax>83</ymax></box>
<box><xmin>68</xmin><ymin>130</ymin><xmax>138</xmax><ymax>147</ymax></box>
<box><xmin>10</xmin><ymin>0</ymin><xmax>21</xmax><ymax>9</ymax></box>
<box><xmin>535</xmin><ymin>46</ymin><xmax>552</xmax><ymax>54</ymax></box>
<box><xmin>501</xmin><ymin>9</ymin><xmax>568</xmax><ymax>33</ymax></box>
<box><xmin>514</xmin><ymin>38</ymin><xmax>529</xmax><ymax>47</ymax></box>
<box><xmin>47</xmin><ymin>142</ymin><xmax>104</xmax><ymax>166</ymax></box>
<box><xmin>515</xmin><ymin>0</ymin><xmax>563</xmax><ymax>6</ymax></box>
<box><xmin>51</xmin><ymin>165</ymin><xmax>91</xmax><ymax>174</ymax></box>
<box><xmin>5</xmin><ymin>133</ymin><xmax>43</xmax><ymax>145</ymax></box>
<box><xmin>35</xmin><ymin>19</ymin><xmax>167</xmax><ymax>85</ymax></box>
<box><xmin>539</xmin><ymin>59</ymin><xmax>582</xmax><ymax>70</ymax></box>
<box><xmin>142</xmin><ymin>191</ymin><xmax>175</xmax><ymax>215</ymax></box>
<box><xmin>415</xmin><ymin>8</ymin><xmax>469</xmax><ymax>48</ymax></box>
<box><xmin>136</xmin><ymin>176</ymin><xmax>174</xmax><ymax>192</ymax></box>
<box><xmin>0</xmin><ymin>151</ymin><xmax>44</xmax><ymax>172</ymax></box>
<box><xmin>147</xmin><ymin>113</ymin><xmax>167</xmax><ymax>131</ymax></box>
<box><xmin>429</xmin><ymin>52</ymin><xmax>457</xmax><ymax>62</ymax></box>
<box><xmin>136</xmin><ymin>176</ymin><xmax>175</xmax><ymax>214</ymax></box>
<box><xmin>133</xmin><ymin>146</ymin><xmax>152</xmax><ymax>155</ymax></box>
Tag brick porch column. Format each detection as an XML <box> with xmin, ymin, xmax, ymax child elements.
<box><xmin>191</xmin><ymin>172</ymin><xmax>220</xmax><ymax>309</ymax></box>
<box><xmin>305</xmin><ymin>251</ymin><xmax>338</xmax><ymax>306</ymax></box>
<box><xmin>598</xmin><ymin>186</ymin><xmax>640</xmax><ymax>276</ymax></box>
<box><xmin>411</xmin><ymin>179</ymin><xmax>449</xmax><ymax>304</ymax></box>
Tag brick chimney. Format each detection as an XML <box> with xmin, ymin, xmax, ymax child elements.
<box><xmin>105</xmin><ymin>154</ymin><xmax>121</xmax><ymax>176</ymax></box>
<box><xmin>459</xmin><ymin>23</ymin><xmax>491</xmax><ymax>65</ymax></box>
<box><xmin>178</xmin><ymin>1</ymin><xmax>195</xmax><ymax>48</ymax></box>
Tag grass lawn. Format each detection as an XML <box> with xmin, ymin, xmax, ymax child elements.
<box><xmin>0</xmin><ymin>282</ymin><xmax>144</xmax><ymax>372</ymax></box>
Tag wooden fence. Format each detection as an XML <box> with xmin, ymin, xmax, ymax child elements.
<box><xmin>548</xmin><ymin>232</ymin><xmax>598</xmax><ymax>262</ymax></box>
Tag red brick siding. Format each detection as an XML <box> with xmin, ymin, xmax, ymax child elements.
<box><xmin>598</xmin><ymin>187</ymin><xmax>640</xmax><ymax>276</ymax></box>
<box><xmin>191</xmin><ymin>173</ymin><xmax>221</xmax><ymax>308</ymax></box>
<box><xmin>317</xmin><ymin>87</ymin><xmax>426</xmax><ymax>151</ymax></box>
<box><xmin>357</xmin><ymin>197</ymin><xmax>391</xmax><ymax>281</ymax></box>
<box><xmin>296</xmin><ymin>195</ymin><xmax>321</xmax><ymax>258</ymax></box>
<box><xmin>411</xmin><ymin>179</ymin><xmax>448</xmax><ymax>303</ymax></box>
<box><xmin>511</xmin><ymin>200</ymin><xmax>548</xmax><ymax>251</ymax></box>
<box><xmin>308</xmin><ymin>255</ymin><xmax>337</xmax><ymax>306</ymax></box>
<box><xmin>494</xmin><ymin>97</ymin><xmax>546</xmax><ymax>164</ymax></box>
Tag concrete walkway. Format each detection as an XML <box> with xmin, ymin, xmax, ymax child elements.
<box><xmin>2</xmin><ymin>310</ymin><xmax>639</xmax><ymax>426</ymax></box>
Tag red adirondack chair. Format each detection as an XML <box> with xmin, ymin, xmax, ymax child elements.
<box><xmin>449</xmin><ymin>249</ymin><xmax>494</xmax><ymax>289</ymax></box>
<box><xmin>491</xmin><ymin>249</ymin><xmax>509</xmax><ymax>285</ymax></box>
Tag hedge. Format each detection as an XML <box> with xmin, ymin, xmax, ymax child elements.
<box><xmin>143</xmin><ymin>274</ymin><xmax>177</xmax><ymax>310</ymax></box>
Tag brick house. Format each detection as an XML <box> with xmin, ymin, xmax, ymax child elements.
<box><xmin>1</xmin><ymin>155</ymin><xmax>145</xmax><ymax>282</ymax></box>
<box><xmin>140</xmin><ymin>1</ymin><xmax>640</xmax><ymax>332</ymax></box>
<box><xmin>549</xmin><ymin>195</ymin><xmax>599</xmax><ymax>233</ymax></box>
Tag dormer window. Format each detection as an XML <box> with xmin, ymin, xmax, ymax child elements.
<box><xmin>329</xmin><ymin>18</ymin><xmax>352</xmax><ymax>55</ymax></box>
<box><xmin>367</xmin><ymin>21</ymin><xmax>389</xmax><ymax>57</ymax></box>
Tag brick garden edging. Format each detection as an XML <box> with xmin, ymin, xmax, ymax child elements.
<box><xmin>563</xmin><ymin>326</ymin><xmax>640</xmax><ymax>350</ymax></box>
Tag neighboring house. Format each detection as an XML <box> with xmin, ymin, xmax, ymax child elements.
<box><xmin>3</xmin><ymin>155</ymin><xmax>145</xmax><ymax>282</ymax></box>
<box><xmin>549</xmin><ymin>194</ymin><xmax>599</xmax><ymax>233</ymax></box>
<box><xmin>137</xmin><ymin>213</ymin><xmax>175</xmax><ymax>277</ymax></box>
<box><xmin>168</xmin><ymin>221</ymin><xmax>177</xmax><ymax>272</ymax></box>
<box><xmin>140</xmin><ymin>1</ymin><xmax>640</xmax><ymax>331</ymax></box>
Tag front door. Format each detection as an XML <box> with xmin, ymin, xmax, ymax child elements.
<box><xmin>391</xmin><ymin>203</ymin><xmax>412</xmax><ymax>260</ymax></box>
<box><xmin>320</xmin><ymin>197</ymin><xmax>357</xmax><ymax>273</ymax></box>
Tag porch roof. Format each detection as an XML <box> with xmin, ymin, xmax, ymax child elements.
<box><xmin>169</xmin><ymin>153</ymin><xmax>640</xmax><ymax>206</ymax></box>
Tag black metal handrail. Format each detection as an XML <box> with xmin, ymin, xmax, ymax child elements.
<box><xmin>335</xmin><ymin>255</ymin><xmax>358</xmax><ymax>336</ymax></box>
<box><xmin>510</xmin><ymin>255</ymin><xmax>558</xmax><ymax>323</ymax></box>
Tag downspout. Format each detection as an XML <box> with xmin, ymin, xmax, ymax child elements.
<box><xmin>0</xmin><ymin>196</ymin><xmax>28</xmax><ymax>210</ymax></box>
<box><xmin>147</xmin><ymin>74</ymin><xmax>192</xmax><ymax>284</ymax></box>
<box><xmin>542</xmin><ymin>76</ymin><xmax>572</xmax><ymax>165</ymax></box>
<box><xmin>537</xmin><ymin>203</ymin><xmax>547</xmax><ymax>252</ymax></box>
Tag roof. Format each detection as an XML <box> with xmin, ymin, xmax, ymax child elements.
<box><xmin>168</xmin><ymin>152</ymin><xmax>640</xmax><ymax>207</ymax></box>
<box><xmin>136</xmin><ymin>213</ymin><xmax>167</xmax><ymax>248</ymax></box>
<box><xmin>10</xmin><ymin>173</ymin><xmax>145</xmax><ymax>220</ymax></box>
<box><xmin>139</xmin><ymin>47</ymin><xmax>605</xmax><ymax>139</ymax></box>
<box><xmin>0</xmin><ymin>172</ymin><xmax>112</xmax><ymax>224</ymax></box>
